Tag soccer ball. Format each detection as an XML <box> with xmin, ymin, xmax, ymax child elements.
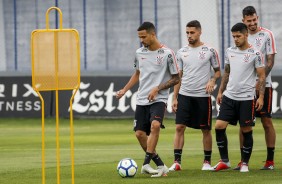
<box><xmin>117</xmin><ymin>158</ymin><xmax>138</xmax><ymax>178</ymax></box>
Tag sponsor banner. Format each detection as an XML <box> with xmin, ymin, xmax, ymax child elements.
<box><xmin>1</xmin><ymin>76</ymin><xmax>282</xmax><ymax>118</ymax></box>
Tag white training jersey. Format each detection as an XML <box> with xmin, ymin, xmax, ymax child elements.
<box><xmin>177</xmin><ymin>44</ymin><xmax>220</xmax><ymax>97</ymax></box>
<box><xmin>134</xmin><ymin>45</ymin><xmax>178</xmax><ymax>105</ymax></box>
<box><xmin>223</xmin><ymin>46</ymin><xmax>264</xmax><ymax>100</ymax></box>
<box><xmin>248</xmin><ymin>27</ymin><xmax>277</xmax><ymax>87</ymax></box>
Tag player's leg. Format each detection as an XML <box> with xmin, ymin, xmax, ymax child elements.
<box><xmin>261</xmin><ymin>116</ymin><xmax>276</xmax><ymax>170</ymax></box>
<box><xmin>260</xmin><ymin>87</ymin><xmax>275</xmax><ymax>170</ymax></box>
<box><xmin>213</xmin><ymin>96</ymin><xmax>235</xmax><ymax>171</ymax></box>
<box><xmin>134</xmin><ymin>105</ymin><xmax>159</xmax><ymax>174</ymax></box>
<box><xmin>201</xmin><ymin>129</ymin><xmax>213</xmax><ymax>170</ymax></box>
<box><xmin>197</xmin><ymin>96</ymin><xmax>213</xmax><ymax>170</ymax></box>
<box><xmin>238</xmin><ymin>98</ymin><xmax>256</xmax><ymax>172</ymax></box>
<box><xmin>169</xmin><ymin>124</ymin><xmax>185</xmax><ymax>171</ymax></box>
<box><xmin>233</xmin><ymin>129</ymin><xmax>244</xmax><ymax>170</ymax></box>
<box><xmin>169</xmin><ymin>94</ymin><xmax>190</xmax><ymax>171</ymax></box>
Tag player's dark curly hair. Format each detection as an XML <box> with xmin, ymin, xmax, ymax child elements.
<box><xmin>186</xmin><ymin>20</ymin><xmax>201</xmax><ymax>30</ymax></box>
<box><xmin>231</xmin><ymin>22</ymin><xmax>248</xmax><ymax>33</ymax></box>
<box><xmin>242</xmin><ymin>6</ymin><xmax>257</xmax><ymax>17</ymax></box>
<box><xmin>137</xmin><ymin>22</ymin><xmax>156</xmax><ymax>33</ymax></box>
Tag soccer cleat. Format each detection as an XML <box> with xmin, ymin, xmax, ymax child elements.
<box><xmin>202</xmin><ymin>160</ymin><xmax>214</xmax><ymax>171</ymax></box>
<box><xmin>168</xmin><ymin>161</ymin><xmax>182</xmax><ymax>171</ymax></box>
<box><xmin>261</xmin><ymin>160</ymin><xmax>274</xmax><ymax>170</ymax></box>
<box><xmin>151</xmin><ymin>165</ymin><xmax>169</xmax><ymax>177</ymax></box>
<box><xmin>240</xmin><ymin>162</ymin><xmax>249</xmax><ymax>172</ymax></box>
<box><xmin>213</xmin><ymin>160</ymin><xmax>231</xmax><ymax>171</ymax></box>
<box><xmin>233</xmin><ymin>161</ymin><xmax>242</xmax><ymax>170</ymax></box>
<box><xmin>141</xmin><ymin>164</ymin><xmax>158</xmax><ymax>174</ymax></box>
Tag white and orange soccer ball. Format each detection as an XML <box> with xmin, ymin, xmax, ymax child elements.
<box><xmin>117</xmin><ymin>158</ymin><xmax>138</xmax><ymax>178</ymax></box>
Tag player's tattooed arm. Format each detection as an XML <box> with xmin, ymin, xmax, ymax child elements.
<box><xmin>158</xmin><ymin>74</ymin><xmax>180</xmax><ymax>91</ymax></box>
<box><xmin>148</xmin><ymin>74</ymin><xmax>180</xmax><ymax>101</ymax></box>
<box><xmin>256</xmin><ymin>67</ymin><xmax>266</xmax><ymax>98</ymax></box>
<box><xmin>218</xmin><ymin>64</ymin><xmax>230</xmax><ymax>94</ymax></box>
<box><xmin>265</xmin><ymin>54</ymin><xmax>275</xmax><ymax>77</ymax></box>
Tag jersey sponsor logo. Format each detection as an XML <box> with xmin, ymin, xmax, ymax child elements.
<box><xmin>142</xmin><ymin>48</ymin><xmax>148</xmax><ymax>52</ymax></box>
<box><xmin>158</xmin><ymin>49</ymin><xmax>164</xmax><ymax>54</ymax></box>
<box><xmin>243</xmin><ymin>54</ymin><xmax>251</xmax><ymax>62</ymax></box>
<box><xmin>202</xmin><ymin>47</ymin><xmax>208</xmax><ymax>51</ymax></box>
<box><xmin>198</xmin><ymin>51</ymin><xmax>206</xmax><ymax>60</ymax></box>
<box><xmin>247</xmin><ymin>49</ymin><xmax>254</xmax><ymax>53</ymax></box>
<box><xmin>181</xmin><ymin>49</ymin><xmax>187</xmax><ymax>52</ymax></box>
<box><xmin>259</xmin><ymin>32</ymin><xmax>264</xmax><ymax>37</ymax></box>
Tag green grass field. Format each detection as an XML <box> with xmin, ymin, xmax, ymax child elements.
<box><xmin>0</xmin><ymin>118</ymin><xmax>281</xmax><ymax>184</ymax></box>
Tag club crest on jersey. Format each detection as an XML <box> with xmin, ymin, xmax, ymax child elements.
<box><xmin>243</xmin><ymin>54</ymin><xmax>251</xmax><ymax>62</ymax></box>
<box><xmin>156</xmin><ymin>55</ymin><xmax>164</xmax><ymax>65</ymax></box>
<box><xmin>198</xmin><ymin>51</ymin><xmax>206</xmax><ymax>60</ymax></box>
<box><xmin>255</xmin><ymin>38</ymin><xmax>262</xmax><ymax>47</ymax></box>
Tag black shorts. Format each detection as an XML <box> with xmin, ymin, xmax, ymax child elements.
<box><xmin>217</xmin><ymin>95</ymin><xmax>256</xmax><ymax>127</ymax></box>
<box><xmin>256</xmin><ymin>87</ymin><xmax>272</xmax><ymax>118</ymax></box>
<box><xmin>134</xmin><ymin>102</ymin><xmax>166</xmax><ymax>135</ymax></box>
<box><xmin>175</xmin><ymin>94</ymin><xmax>212</xmax><ymax>130</ymax></box>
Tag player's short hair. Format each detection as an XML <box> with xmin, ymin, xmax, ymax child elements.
<box><xmin>231</xmin><ymin>23</ymin><xmax>248</xmax><ymax>34</ymax></box>
<box><xmin>186</xmin><ymin>20</ymin><xmax>201</xmax><ymax>30</ymax></box>
<box><xmin>137</xmin><ymin>22</ymin><xmax>156</xmax><ymax>33</ymax></box>
<box><xmin>242</xmin><ymin>6</ymin><xmax>257</xmax><ymax>17</ymax></box>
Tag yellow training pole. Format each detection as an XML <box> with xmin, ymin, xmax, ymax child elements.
<box><xmin>31</xmin><ymin>6</ymin><xmax>80</xmax><ymax>184</ymax></box>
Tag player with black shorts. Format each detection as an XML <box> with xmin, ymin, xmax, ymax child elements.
<box><xmin>168</xmin><ymin>20</ymin><xmax>221</xmax><ymax>171</ymax></box>
<box><xmin>213</xmin><ymin>23</ymin><xmax>266</xmax><ymax>173</ymax></box>
<box><xmin>233</xmin><ymin>6</ymin><xmax>277</xmax><ymax>170</ymax></box>
<box><xmin>116</xmin><ymin>22</ymin><xmax>179</xmax><ymax>177</ymax></box>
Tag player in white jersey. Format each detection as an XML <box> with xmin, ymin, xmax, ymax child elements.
<box><xmin>116</xmin><ymin>22</ymin><xmax>180</xmax><ymax>177</ymax></box>
<box><xmin>233</xmin><ymin>6</ymin><xmax>277</xmax><ymax>170</ymax></box>
<box><xmin>213</xmin><ymin>23</ymin><xmax>266</xmax><ymax>172</ymax></box>
<box><xmin>168</xmin><ymin>20</ymin><xmax>221</xmax><ymax>172</ymax></box>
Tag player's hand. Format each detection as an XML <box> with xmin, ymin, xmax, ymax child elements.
<box><xmin>116</xmin><ymin>89</ymin><xmax>126</xmax><ymax>99</ymax></box>
<box><xmin>206</xmin><ymin>79</ymin><xmax>216</xmax><ymax>94</ymax></box>
<box><xmin>172</xmin><ymin>99</ymin><xmax>178</xmax><ymax>113</ymax></box>
<box><xmin>216</xmin><ymin>92</ymin><xmax>223</xmax><ymax>105</ymax></box>
<box><xmin>148</xmin><ymin>86</ymin><xmax>159</xmax><ymax>102</ymax></box>
<box><xmin>256</xmin><ymin>96</ymin><xmax>264</xmax><ymax>111</ymax></box>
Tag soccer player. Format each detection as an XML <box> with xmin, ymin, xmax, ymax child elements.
<box><xmin>233</xmin><ymin>6</ymin><xmax>277</xmax><ymax>170</ymax></box>
<box><xmin>213</xmin><ymin>22</ymin><xmax>266</xmax><ymax>172</ymax></box>
<box><xmin>168</xmin><ymin>20</ymin><xmax>221</xmax><ymax>171</ymax></box>
<box><xmin>116</xmin><ymin>22</ymin><xmax>180</xmax><ymax>177</ymax></box>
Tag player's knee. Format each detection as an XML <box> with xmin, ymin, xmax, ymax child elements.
<box><xmin>175</xmin><ymin>124</ymin><xmax>185</xmax><ymax>133</ymax></box>
<box><xmin>135</xmin><ymin>130</ymin><xmax>146</xmax><ymax>139</ymax></box>
<box><xmin>150</xmin><ymin>121</ymin><xmax>161</xmax><ymax>132</ymax></box>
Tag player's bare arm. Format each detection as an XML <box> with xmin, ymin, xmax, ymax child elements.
<box><xmin>116</xmin><ymin>70</ymin><xmax>140</xmax><ymax>99</ymax></box>
<box><xmin>255</xmin><ymin>67</ymin><xmax>266</xmax><ymax>111</ymax></box>
<box><xmin>206</xmin><ymin>67</ymin><xmax>221</xmax><ymax>94</ymax></box>
<box><xmin>216</xmin><ymin>64</ymin><xmax>230</xmax><ymax>105</ymax></box>
<box><xmin>265</xmin><ymin>54</ymin><xmax>275</xmax><ymax>77</ymax></box>
<box><xmin>147</xmin><ymin>74</ymin><xmax>180</xmax><ymax>101</ymax></box>
<box><xmin>172</xmin><ymin>71</ymin><xmax>183</xmax><ymax>112</ymax></box>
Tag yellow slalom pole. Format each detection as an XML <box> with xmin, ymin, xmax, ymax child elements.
<box><xmin>37</xmin><ymin>92</ymin><xmax>45</xmax><ymax>184</ymax></box>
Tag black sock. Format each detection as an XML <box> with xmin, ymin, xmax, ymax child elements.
<box><xmin>143</xmin><ymin>152</ymin><xmax>153</xmax><ymax>165</ymax></box>
<box><xmin>215</xmin><ymin>128</ymin><xmax>229</xmax><ymax>162</ymax></box>
<box><xmin>173</xmin><ymin>149</ymin><xmax>182</xmax><ymax>164</ymax></box>
<box><xmin>152</xmin><ymin>154</ymin><xmax>164</xmax><ymax>166</ymax></box>
<box><xmin>267</xmin><ymin>147</ymin><xmax>275</xmax><ymax>161</ymax></box>
<box><xmin>242</xmin><ymin>131</ymin><xmax>253</xmax><ymax>163</ymax></box>
<box><xmin>204</xmin><ymin>150</ymin><xmax>212</xmax><ymax>162</ymax></box>
<box><xmin>240</xmin><ymin>148</ymin><xmax>243</xmax><ymax>161</ymax></box>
